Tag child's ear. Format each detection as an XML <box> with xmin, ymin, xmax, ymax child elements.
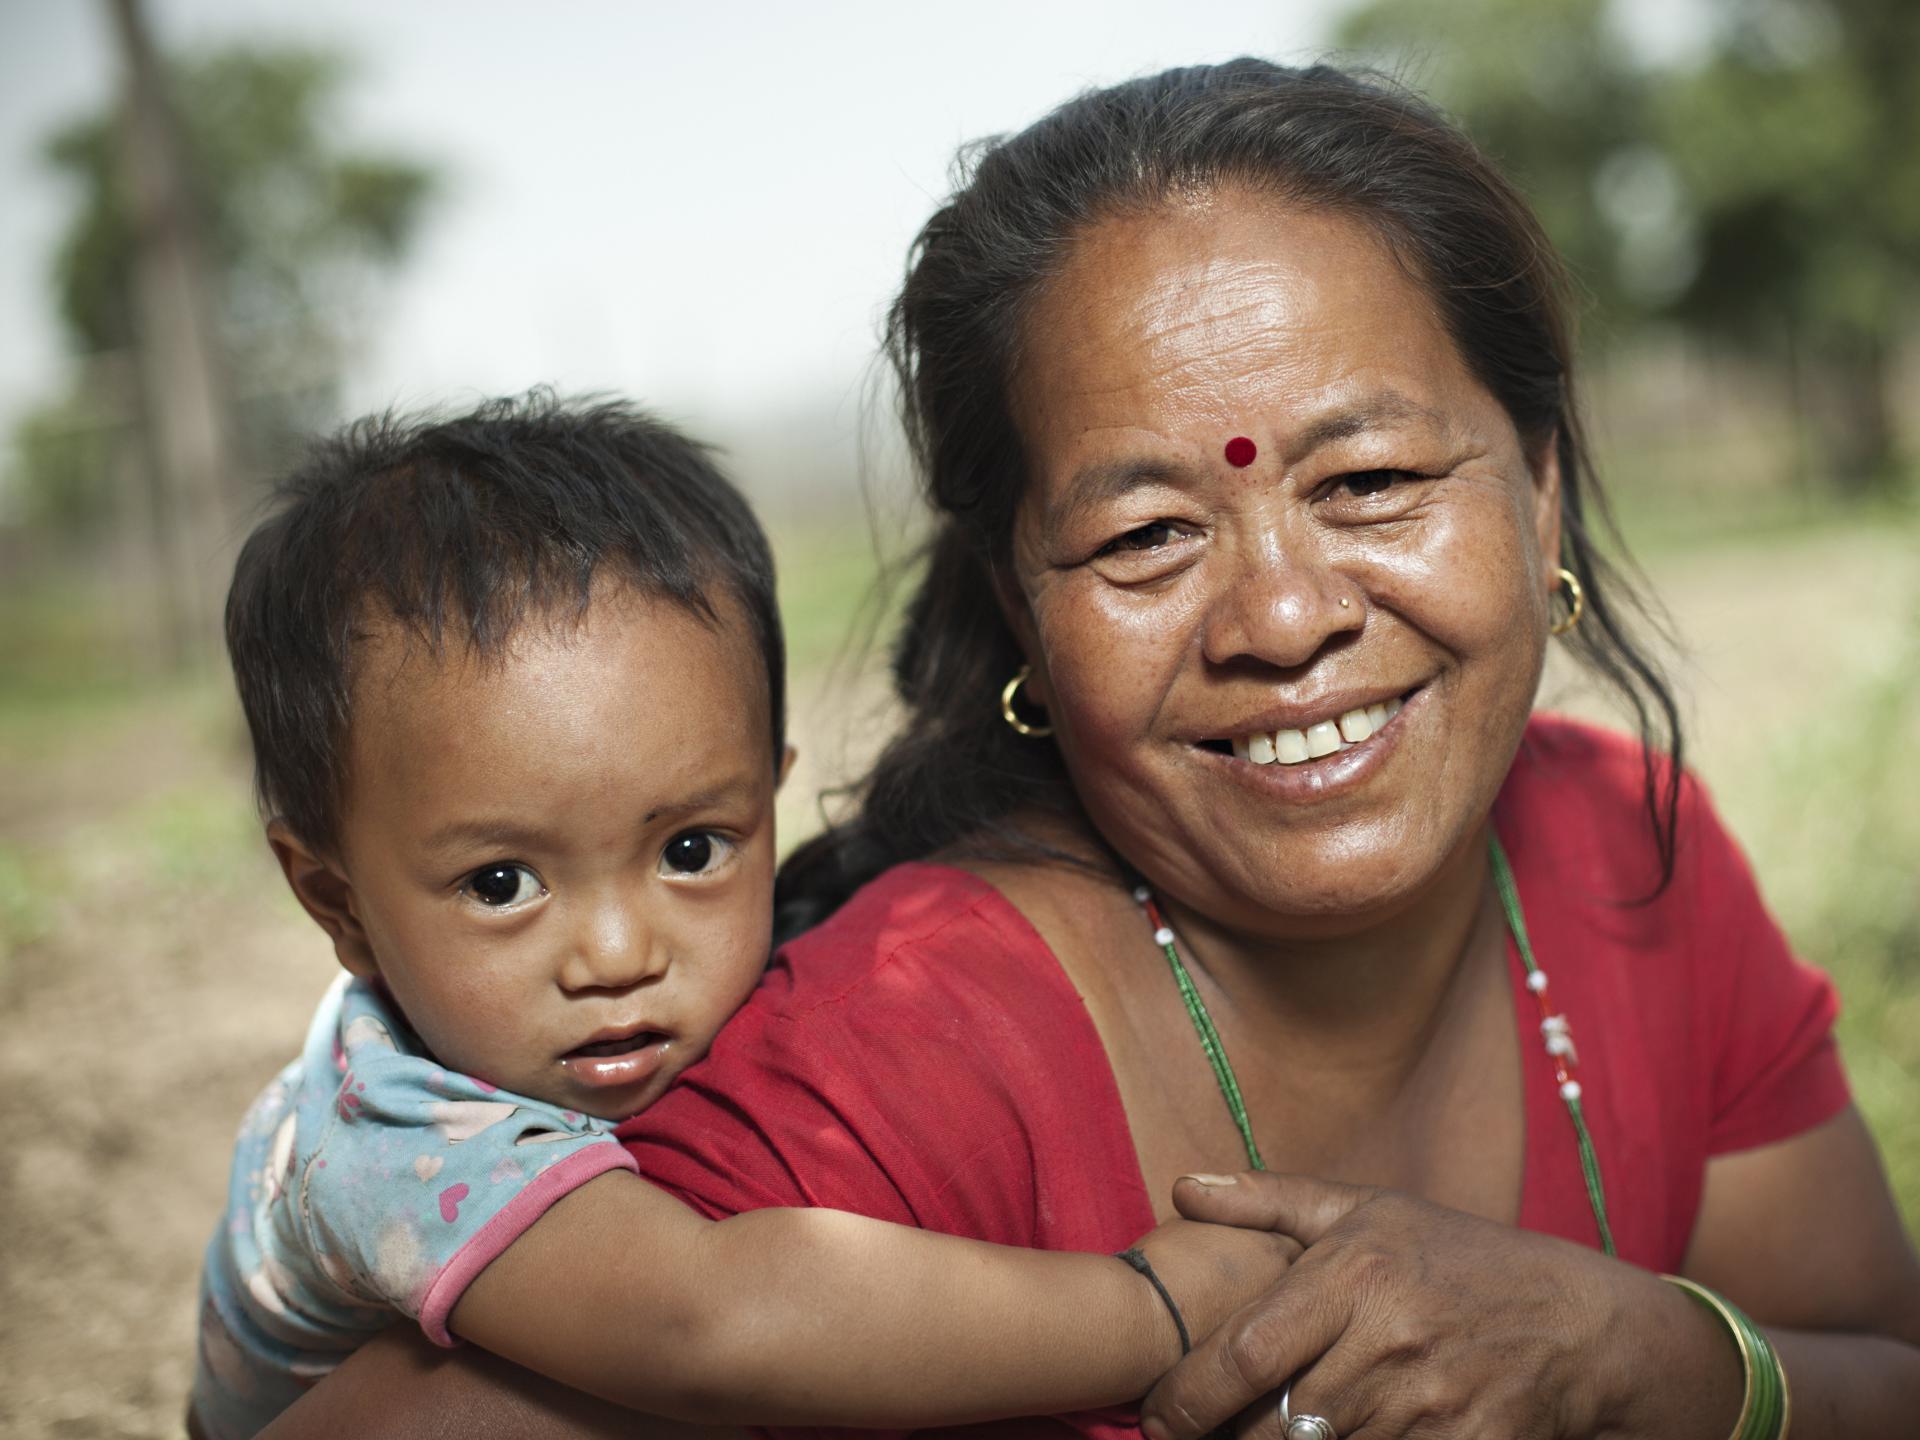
<box><xmin>266</xmin><ymin>820</ymin><xmax>380</xmax><ymax>981</ymax></box>
<box><xmin>776</xmin><ymin>744</ymin><xmax>798</xmax><ymax>790</ymax></box>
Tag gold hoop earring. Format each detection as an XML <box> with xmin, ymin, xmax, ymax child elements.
<box><xmin>1550</xmin><ymin>566</ymin><xmax>1584</xmax><ymax>636</ymax></box>
<box><xmin>999</xmin><ymin>664</ymin><xmax>1054</xmax><ymax>738</ymax></box>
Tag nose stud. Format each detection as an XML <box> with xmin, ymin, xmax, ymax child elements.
<box><xmin>1338</xmin><ymin>597</ymin><xmax>1351</xmax><ymax>608</ymax></box>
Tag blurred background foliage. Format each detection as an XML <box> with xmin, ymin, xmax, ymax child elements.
<box><xmin>0</xmin><ymin>1</ymin><xmax>1915</xmax><ymax>1432</ymax></box>
<box><xmin>6</xmin><ymin>24</ymin><xmax>436</xmax><ymax>664</ymax></box>
<box><xmin>1338</xmin><ymin>0</ymin><xmax>1920</xmax><ymax>493</ymax></box>
<box><xmin>38</xmin><ymin>44</ymin><xmax>435</xmax><ymax>489</ymax></box>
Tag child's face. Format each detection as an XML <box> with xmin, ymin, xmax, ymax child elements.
<box><xmin>279</xmin><ymin>586</ymin><xmax>782</xmax><ymax>1122</ymax></box>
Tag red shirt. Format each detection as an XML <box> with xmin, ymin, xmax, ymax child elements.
<box><xmin>618</xmin><ymin>715</ymin><xmax>1846</xmax><ymax>1435</ymax></box>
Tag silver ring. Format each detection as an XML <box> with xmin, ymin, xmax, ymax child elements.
<box><xmin>1279</xmin><ymin>1380</ymin><xmax>1337</xmax><ymax>1440</ymax></box>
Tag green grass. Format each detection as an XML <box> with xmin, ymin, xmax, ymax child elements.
<box><xmin>772</xmin><ymin>516</ymin><xmax>911</xmax><ymax>676</ymax></box>
<box><xmin>1594</xmin><ymin>443</ymin><xmax>1917</xmax><ymax>559</ymax></box>
<box><xmin>1734</xmin><ymin>619</ymin><xmax>1920</xmax><ymax>1231</ymax></box>
<box><xmin>0</xmin><ymin>843</ymin><xmax>53</xmax><ymax>961</ymax></box>
<box><xmin>132</xmin><ymin>782</ymin><xmax>269</xmax><ymax>892</ymax></box>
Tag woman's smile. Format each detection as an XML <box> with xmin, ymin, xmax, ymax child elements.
<box><xmin>1196</xmin><ymin>686</ymin><xmax>1418</xmax><ymax>801</ymax></box>
<box><xmin>1214</xmin><ymin>688</ymin><xmax>1407</xmax><ymax>766</ymax></box>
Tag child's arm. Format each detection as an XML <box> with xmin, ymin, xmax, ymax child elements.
<box><xmin>452</xmin><ymin>1169</ymin><xmax>1293</xmax><ymax>1426</ymax></box>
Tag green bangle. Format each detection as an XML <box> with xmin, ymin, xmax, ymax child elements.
<box><xmin>1662</xmin><ymin>1275</ymin><xmax>1792</xmax><ymax>1440</ymax></box>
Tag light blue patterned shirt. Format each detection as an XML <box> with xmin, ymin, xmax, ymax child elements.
<box><xmin>191</xmin><ymin>975</ymin><xmax>636</xmax><ymax>1439</ymax></box>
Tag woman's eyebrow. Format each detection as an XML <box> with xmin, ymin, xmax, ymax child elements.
<box><xmin>1054</xmin><ymin>458</ymin><xmax>1185</xmax><ymax>528</ymax></box>
<box><xmin>1290</xmin><ymin>392</ymin><xmax>1450</xmax><ymax>456</ymax></box>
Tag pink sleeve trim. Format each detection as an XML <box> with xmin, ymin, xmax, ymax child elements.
<box><xmin>417</xmin><ymin>1141</ymin><xmax>639</xmax><ymax>1347</ymax></box>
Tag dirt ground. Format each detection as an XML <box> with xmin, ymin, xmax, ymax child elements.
<box><xmin>1</xmin><ymin>518</ymin><xmax>1915</xmax><ymax>1438</ymax></box>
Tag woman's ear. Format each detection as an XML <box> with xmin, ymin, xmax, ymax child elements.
<box><xmin>989</xmin><ymin>556</ymin><xmax>1052</xmax><ymax>708</ymax></box>
<box><xmin>1531</xmin><ymin>429</ymin><xmax>1565</xmax><ymax>577</ymax></box>
<box><xmin>777</xmin><ymin>744</ymin><xmax>798</xmax><ymax>790</ymax></box>
<box><xmin>266</xmin><ymin>820</ymin><xmax>379</xmax><ymax>981</ymax></box>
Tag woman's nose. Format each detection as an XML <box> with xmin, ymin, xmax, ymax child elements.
<box><xmin>558</xmin><ymin>899</ymin><xmax>671</xmax><ymax>993</ymax></box>
<box><xmin>1200</xmin><ymin>526</ymin><xmax>1363</xmax><ymax>671</ymax></box>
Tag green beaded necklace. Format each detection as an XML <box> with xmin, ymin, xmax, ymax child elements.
<box><xmin>1136</xmin><ymin>832</ymin><xmax>1617</xmax><ymax>1257</ymax></box>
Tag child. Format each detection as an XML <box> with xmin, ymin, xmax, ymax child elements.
<box><xmin>192</xmin><ymin>394</ymin><xmax>1286</xmax><ymax>1438</ymax></box>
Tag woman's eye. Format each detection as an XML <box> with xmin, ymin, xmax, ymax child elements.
<box><xmin>463</xmin><ymin>863</ymin><xmax>543</xmax><ymax>908</ymax></box>
<box><xmin>660</xmin><ymin>831</ymin><xmax>731</xmax><ymax>877</ymax></box>
<box><xmin>1336</xmin><ymin>469</ymin><xmax>1413</xmax><ymax>498</ymax></box>
<box><xmin>1097</xmin><ymin>521</ymin><xmax>1183</xmax><ymax>556</ymax></box>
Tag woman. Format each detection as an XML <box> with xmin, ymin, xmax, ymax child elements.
<box><xmin>269</xmin><ymin>60</ymin><xmax>1920</xmax><ymax>1438</ymax></box>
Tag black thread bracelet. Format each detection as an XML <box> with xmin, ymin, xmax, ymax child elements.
<box><xmin>1115</xmin><ymin>1248</ymin><xmax>1193</xmax><ymax>1355</ymax></box>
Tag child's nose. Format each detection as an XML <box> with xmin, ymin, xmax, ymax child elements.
<box><xmin>558</xmin><ymin>901</ymin><xmax>670</xmax><ymax>993</ymax></box>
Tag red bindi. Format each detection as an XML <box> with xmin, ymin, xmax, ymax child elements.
<box><xmin>1224</xmin><ymin>436</ymin><xmax>1257</xmax><ymax>468</ymax></box>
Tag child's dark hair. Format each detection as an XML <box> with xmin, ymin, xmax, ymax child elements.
<box><xmin>226</xmin><ymin>390</ymin><xmax>784</xmax><ymax>853</ymax></box>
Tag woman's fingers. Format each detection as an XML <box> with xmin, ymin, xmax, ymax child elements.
<box><xmin>1227</xmin><ymin>1335</ymin><xmax>1397</xmax><ymax>1440</ymax></box>
<box><xmin>1157</xmin><ymin>1182</ymin><xmax>1617</xmax><ymax>1440</ymax></box>
<box><xmin>1172</xmin><ymin>1170</ymin><xmax>1380</xmax><ymax>1247</ymax></box>
<box><xmin>1140</xmin><ymin>1250</ymin><xmax>1351</xmax><ymax>1440</ymax></box>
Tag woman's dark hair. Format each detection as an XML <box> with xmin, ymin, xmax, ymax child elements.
<box><xmin>227</xmin><ymin>390</ymin><xmax>785</xmax><ymax>855</ymax></box>
<box><xmin>776</xmin><ymin>59</ymin><xmax>1682</xmax><ymax>938</ymax></box>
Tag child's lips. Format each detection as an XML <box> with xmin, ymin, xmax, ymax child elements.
<box><xmin>559</xmin><ymin>1028</ymin><xmax>670</xmax><ymax>1088</ymax></box>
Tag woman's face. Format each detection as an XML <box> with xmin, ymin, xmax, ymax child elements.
<box><xmin>1006</xmin><ymin>190</ymin><xmax>1561</xmax><ymax>937</ymax></box>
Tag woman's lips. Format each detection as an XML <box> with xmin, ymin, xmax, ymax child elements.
<box><xmin>559</xmin><ymin>1030</ymin><xmax>670</xmax><ymax>1089</ymax></box>
<box><xmin>1225</xmin><ymin>692</ymin><xmax>1408</xmax><ymax>764</ymax></box>
<box><xmin>1199</xmin><ymin>686</ymin><xmax>1424</xmax><ymax>801</ymax></box>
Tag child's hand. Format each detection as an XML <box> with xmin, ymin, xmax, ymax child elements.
<box><xmin>1130</xmin><ymin>1199</ymin><xmax>1303</xmax><ymax>1363</ymax></box>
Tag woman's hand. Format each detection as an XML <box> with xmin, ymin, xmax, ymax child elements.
<box><xmin>1140</xmin><ymin>1172</ymin><xmax>1743</xmax><ymax>1440</ymax></box>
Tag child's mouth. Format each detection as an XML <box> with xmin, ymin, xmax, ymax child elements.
<box><xmin>560</xmin><ymin>1027</ymin><xmax>672</xmax><ymax>1090</ymax></box>
<box><xmin>566</xmin><ymin>1030</ymin><xmax>667</xmax><ymax>1059</ymax></box>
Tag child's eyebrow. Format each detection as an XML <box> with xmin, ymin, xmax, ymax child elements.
<box><xmin>643</xmin><ymin>777</ymin><xmax>761</xmax><ymax>826</ymax></box>
<box><xmin>418</xmin><ymin>818</ymin><xmax>562</xmax><ymax>856</ymax></box>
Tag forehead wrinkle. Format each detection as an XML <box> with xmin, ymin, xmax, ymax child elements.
<box><xmin>1127</xmin><ymin>265</ymin><xmax>1319</xmax><ymax>414</ymax></box>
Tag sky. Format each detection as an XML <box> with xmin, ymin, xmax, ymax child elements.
<box><xmin>0</xmin><ymin>0</ymin><xmax>1358</xmax><ymax>483</ymax></box>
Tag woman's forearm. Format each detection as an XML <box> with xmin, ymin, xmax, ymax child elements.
<box><xmin>1745</xmin><ymin>1327</ymin><xmax>1920</xmax><ymax>1440</ymax></box>
<box><xmin>1600</xmin><ymin>1267</ymin><xmax>1920</xmax><ymax>1440</ymax></box>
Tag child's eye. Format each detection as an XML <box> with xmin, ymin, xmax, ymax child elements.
<box><xmin>660</xmin><ymin>831</ymin><xmax>732</xmax><ymax>877</ymax></box>
<box><xmin>463</xmin><ymin>863</ymin><xmax>543</xmax><ymax>908</ymax></box>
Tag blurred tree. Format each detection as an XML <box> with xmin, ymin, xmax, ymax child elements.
<box><xmin>7</xmin><ymin>380</ymin><xmax>122</xmax><ymax>536</ymax></box>
<box><xmin>1332</xmin><ymin>0</ymin><xmax>1919</xmax><ymax>494</ymax></box>
<box><xmin>13</xmin><ymin>40</ymin><xmax>437</xmax><ymax>545</ymax></box>
<box><xmin>1655</xmin><ymin>0</ymin><xmax>1920</xmax><ymax>493</ymax></box>
<box><xmin>42</xmin><ymin>40</ymin><xmax>437</xmax><ymax>466</ymax></box>
<box><xmin>104</xmin><ymin>0</ymin><xmax>241</xmax><ymax>660</ymax></box>
<box><xmin>1333</xmin><ymin>0</ymin><xmax>1652</xmax><ymax>328</ymax></box>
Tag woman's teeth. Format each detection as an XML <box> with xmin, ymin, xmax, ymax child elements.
<box><xmin>1230</xmin><ymin>698</ymin><xmax>1402</xmax><ymax>766</ymax></box>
